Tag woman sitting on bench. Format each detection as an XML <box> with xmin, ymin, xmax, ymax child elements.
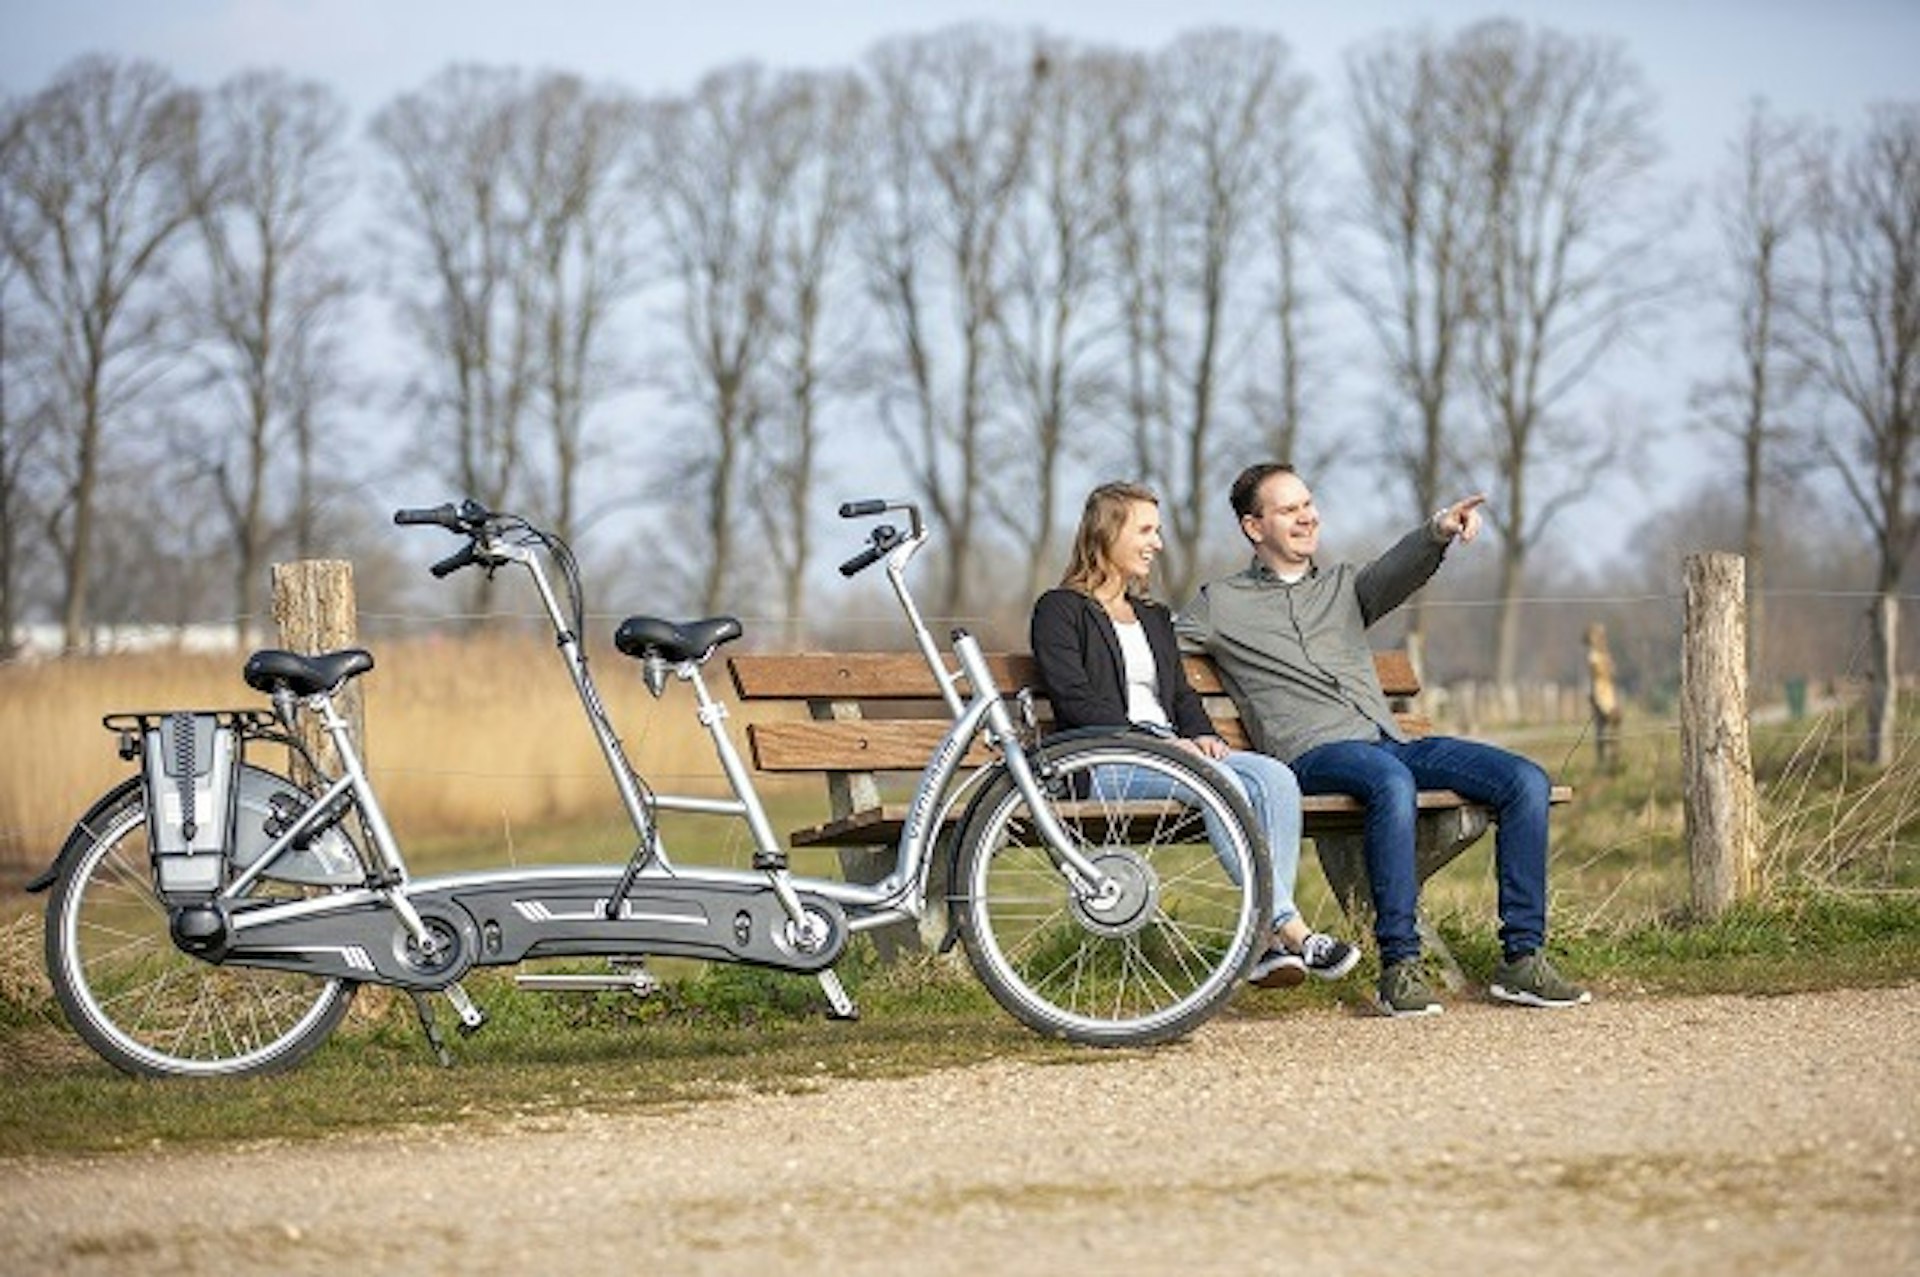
<box><xmin>1028</xmin><ymin>481</ymin><xmax>1359</xmax><ymax>988</ymax></box>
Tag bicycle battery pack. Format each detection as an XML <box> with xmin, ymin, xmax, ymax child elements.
<box><xmin>141</xmin><ymin>712</ymin><xmax>240</xmax><ymax>898</ymax></box>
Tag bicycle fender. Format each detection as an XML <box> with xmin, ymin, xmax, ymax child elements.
<box><xmin>25</xmin><ymin>777</ymin><xmax>145</xmax><ymax>894</ymax></box>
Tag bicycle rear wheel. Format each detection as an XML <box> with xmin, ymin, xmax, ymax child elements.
<box><xmin>950</xmin><ymin>736</ymin><xmax>1271</xmax><ymax>1047</ymax></box>
<box><xmin>43</xmin><ymin>779</ymin><xmax>356</xmax><ymax>1078</ymax></box>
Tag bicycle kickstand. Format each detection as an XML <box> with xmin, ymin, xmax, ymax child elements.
<box><xmin>407</xmin><ymin>981</ymin><xmax>489</xmax><ymax>1068</ymax></box>
<box><xmin>817</xmin><ymin>968</ymin><xmax>859</xmax><ymax>1022</ymax></box>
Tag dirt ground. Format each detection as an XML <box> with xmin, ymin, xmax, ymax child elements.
<box><xmin>2</xmin><ymin>984</ymin><xmax>1916</xmax><ymax>1276</ymax></box>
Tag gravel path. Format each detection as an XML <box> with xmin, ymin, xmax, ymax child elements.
<box><xmin>3</xmin><ymin>984</ymin><xmax>1916</xmax><ymax>1275</ymax></box>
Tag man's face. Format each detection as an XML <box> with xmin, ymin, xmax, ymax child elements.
<box><xmin>1242</xmin><ymin>471</ymin><xmax>1319</xmax><ymax>571</ymax></box>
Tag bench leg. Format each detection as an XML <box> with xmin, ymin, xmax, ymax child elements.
<box><xmin>1311</xmin><ymin>805</ymin><xmax>1493</xmax><ymax>993</ymax></box>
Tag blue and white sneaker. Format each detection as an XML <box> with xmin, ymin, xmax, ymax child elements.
<box><xmin>1300</xmin><ymin>932</ymin><xmax>1361</xmax><ymax>981</ymax></box>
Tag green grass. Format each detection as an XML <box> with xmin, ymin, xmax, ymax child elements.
<box><xmin>3</xmin><ymin>892</ymin><xmax>1916</xmax><ymax>1158</ymax></box>
<box><xmin>3</xmin><ymin>700</ymin><xmax>1917</xmax><ymax>1159</ymax></box>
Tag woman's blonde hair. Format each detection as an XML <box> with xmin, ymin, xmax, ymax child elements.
<box><xmin>1061</xmin><ymin>481</ymin><xmax>1160</xmax><ymax>598</ymax></box>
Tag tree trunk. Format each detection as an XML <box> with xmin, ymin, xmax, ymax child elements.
<box><xmin>271</xmin><ymin>559</ymin><xmax>364</xmax><ymax>786</ymax></box>
<box><xmin>1681</xmin><ymin>553</ymin><xmax>1756</xmax><ymax>918</ymax></box>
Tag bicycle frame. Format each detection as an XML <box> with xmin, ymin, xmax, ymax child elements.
<box><xmin>186</xmin><ymin>502</ymin><xmax>1106</xmax><ymax>1027</ymax></box>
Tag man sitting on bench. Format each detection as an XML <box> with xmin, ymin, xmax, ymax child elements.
<box><xmin>1177</xmin><ymin>462</ymin><xmax>1589</xmax><ymax>1018</ymax></box>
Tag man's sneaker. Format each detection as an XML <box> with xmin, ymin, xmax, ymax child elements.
<box><xmin>1248</xmin><ymin>947</ymin><xmax>1307</xmax><ymax>988</ymax></box>
<box><xmin>1376</xmin><ymin>959</ymin><xmax>1443</xmax><ymax>1017</ymax></box>
<box><xmin>1300</xmin><ymin>932</ymin><xmax>1361</xmax><ymax>981</ymax></box>
<box><xmin>1489</xmin><ymin>952</ymin><xmax>1591</xmax><ymax>1008</ymax></box>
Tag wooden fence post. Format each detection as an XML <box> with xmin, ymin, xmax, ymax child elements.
<box><xmin>1682</xmin><ymin>552</ymin><xmax>1756</xmax><ymax>917</ymax></box>
<box><xmin>270</xmin><ymin>560</ymin><xmax>363</xmax><ymax>786</ymax></box>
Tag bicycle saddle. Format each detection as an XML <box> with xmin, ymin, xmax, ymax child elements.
<box><xmin>614</xmin><ymin>615</ymin><xmax>742</xmax><ymax>664</ymax></box>
<box><xmin>243</xmin><ymin>648</ymin><xmax>376</xmax><ymax>697</ymax></box>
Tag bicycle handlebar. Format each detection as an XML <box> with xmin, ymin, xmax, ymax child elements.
<box><xmin>839</xmin><ymin>529</ymin><xmax>903</xmax><ymax>577</ymax></box>
<box><xmin>394</xmin><ymin>503</ymin><xmax>458</xmax><ymax>529</ymax></box>
<box><xmin>838</xmin><ymin>499</ymin><xmax>914</xmax><ymax>577</ymax></box>
<box><xmin>394</xmin><ymin>499</ymin><xmax>501</xmax><ymax>577</ymax></box>
<box><xmin>429</xmin><ymin>543</ymin><xmax>481</xmax><ymax>578</ymax></box>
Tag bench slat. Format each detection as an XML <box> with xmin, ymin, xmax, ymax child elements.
<box><xmin>732</xmin><ymin>649</ymin><xmax>1422</xmax><ymax>703</ymax></box>
<box><xmin>750</xmin><ymin>715</ymin><xmax>1432</xmax><ymax>771</ymax></box>
<box><xmin>730</xmin><ymin>653</ymin><xmax>1040</xmax><ymax>700</ymax></box>
<box><xmin>749</xmin><ymin>720</ymin><xmax>1001</xmax><ymax>772</ymax></box>
<box><xmin>786</xmin><ymin>785</ymin><xmax>1573</xmax><ymax>847</ymax></box>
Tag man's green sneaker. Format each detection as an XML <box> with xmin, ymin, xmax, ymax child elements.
<box><xmin>1376</xmin><ymin>959</ymin><xmax>1442</xmax><ymax>1017</ymax></box>
<box><xmin>1489</xmin><ymin>952</ymin><xmax>1591</xmax><ymax>1008</ymax></box>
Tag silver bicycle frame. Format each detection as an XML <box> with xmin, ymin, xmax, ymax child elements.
<box><xmin>222</xmin><ymin>513</ymin><xmax>1108</xmax><ymax>961</ymax></box>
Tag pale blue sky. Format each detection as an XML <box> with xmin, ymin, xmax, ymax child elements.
<box><xmin>5</xmin><ymin>1</ymin><xmax>1919</xmax><ymax>573</ymax></box>
<box><xmin>8</xmin><ymin>1</ymin><xmax>1916</xmax><ymax>173</ymax></box>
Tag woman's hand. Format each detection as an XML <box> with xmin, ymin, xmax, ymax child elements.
<box><xmin>1182</xmin><ymin>734</ymin><xmax>1230</xmax><ymax>760</ymax></box>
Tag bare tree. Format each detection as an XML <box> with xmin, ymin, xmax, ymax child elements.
<box><xmin>1247</xmin><ymin>89</ymin><xmax>1321</xmax><ymax>471</ymax></box>
<box><xmin>1108</xmin><ymin>30</ymin><xmax>1311</xmax><ymax>602</ymax></box>
<box><xmin>857</xmin><ymin>25</ymin><xmax>1041</xmax><ymax>617</ymax></box>
<box><xmin>984</xmin><ymin>41</ymin><xmax>1128</xmax><ymax>602</ymax></box>
<box><xmin>748</xmin><ymin>70</ymin><xmax>869</xmax><ymax>639</ymax></box>
<box><xmin>1691</xmin><ymin>99</ymin><xmax>1816</xmax><ymax>688</ymax></box>
<box><xmin>512</xmin><ymin>74</ymin><xmax>646</xmax><ymax>547</ymax></box>
<box><xmin>1800</xmin><ymin>103</ymin><xmax>1920</xmax><ymax>766</ymax></box>
<box><xmin>639</xmin><ymin>64</ymin><xmax>798</xmax><ymax>614</ymax></box>
<box><xmin>370</xmin><ymin>67</ymin><xmax>538</xmax><ymax>538</ymax></box>
<box><xmin>183</xmin><ymin>70</ymin><xmax>352</xmax><ymax>644</ymax></box>
<box><xmin>0</xmin><ymin>122</ymin><xmax>39</xmax><ymax>654</ymax></box>
<box><xmin>1342</xmin><ymin>30</ymin><xmax>1479</xmax><ymax>675</ymax></box>
<box><xmin>1449</xmin><ymin>20</ymin><xmax>1670</xmax><ymax>685</ymax></box>
<box><xmin>0</xmin><ymin>57</ymin><xmax>200</xmax><ymax>652</ymax></box>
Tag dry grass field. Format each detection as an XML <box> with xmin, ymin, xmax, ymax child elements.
<box><xmin>5</xmin><ymin>638</ymin><xmax>1916</xmax><ymax>927</ymax></box>
<box><xmin>0</xmin><ymin>635</ymin><xmax>820</xmax><ymax>890</ymax></box>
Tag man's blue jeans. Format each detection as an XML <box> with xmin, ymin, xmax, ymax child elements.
<box><xmin>1289</xmin><ymin>735</ymin><xmax>1551</xmax><ymax>964</ymax></box>
<box><xmin>1090</xmin><ymin>747</ymin><xmax>1304</xmax><ymax>930</ymax></box>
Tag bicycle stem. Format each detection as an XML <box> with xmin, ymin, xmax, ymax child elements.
<box><xmin>882</xmin><ymin>525</ymin><xmax>967</xmax><ymax>717</ymax></box>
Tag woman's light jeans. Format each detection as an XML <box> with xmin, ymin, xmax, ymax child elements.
<box><xmin>1089</xmin><ymin>741</ymin><xmax>1304</xmax><ymax>930</ymax></box>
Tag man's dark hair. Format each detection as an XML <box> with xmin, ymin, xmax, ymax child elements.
<box><xmin>1229</xmin><ymin>462</ymin><xmax>1296</xmax><ymax>521</ymax></box>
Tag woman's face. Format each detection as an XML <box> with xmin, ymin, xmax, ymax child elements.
<box><xmin>1104</xmin><ymin>499</ymin><xmax>1164</xmax><ymax>585</ymax></box>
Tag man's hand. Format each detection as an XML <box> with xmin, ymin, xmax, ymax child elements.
<box><xmin>1434</xmin><ymin>495</ymin><xmax>1486</xmax><ymax>544</ymax></box>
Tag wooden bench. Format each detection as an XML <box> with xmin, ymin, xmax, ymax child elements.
<box><xmin>727</xmin><ymin>648</ymin><xmax>1571</xmax><ymax>976</ymax></box>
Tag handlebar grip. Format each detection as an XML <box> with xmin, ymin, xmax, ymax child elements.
<box><xmin>839</xmin><ymin>499</ymin><xmax>888</xmax><ymax>518</ymax></box>
<box><xmin>430</xmin><ymin>543</ymin><xmax>479</xmax><ymax>578</ymax></box>
<box><xmin>839</xmin><ymin>545</ymin><xmax>885</xmax><ymax>577</ymax></box>
<box><xmin>394</xmin><ymin>503</ymin><xmax>460</xmax><ymax>528</ymax></box>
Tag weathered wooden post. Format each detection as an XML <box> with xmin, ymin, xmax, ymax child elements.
<box><xmin>270</xmin><ymin>560</ymin><xmax>364</xmax><ymax>786</ymax></box>
<box><xmin>1681</xmin><ymin>553</ymin><xmax>1756</xmax><ymax>917</ymax></box>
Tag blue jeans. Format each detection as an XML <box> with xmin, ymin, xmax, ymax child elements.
<box><xmin>1289</xmin><ymin>735</ymin><xmax>1550</xmax><ymax>964</ymax></box>
<box><xmin>1091</xmin><ymin>747</ymin><xmax>1304</xmax><ymax>930</ymax></box>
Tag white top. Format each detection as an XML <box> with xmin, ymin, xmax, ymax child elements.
<box><xmin>1114</xmin><ymin>620</ymin><xmax>1170</xmax><ymax>727</ymax></box>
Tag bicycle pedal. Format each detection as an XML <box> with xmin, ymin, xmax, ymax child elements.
<box><xmin>444</xmin><ymin>981</ymin><xmax>487</xmax><ymax>1036</ymax></box>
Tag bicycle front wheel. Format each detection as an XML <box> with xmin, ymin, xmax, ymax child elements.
<box><xmin>43</xmin><ymin>779</ymin><xmax>356</xmax><ymax>1078</ymax></box>
<box><xmin>951</xmin><ymin>736</ymin><xmax>1272</xmax><ymax>1047</ymax></box>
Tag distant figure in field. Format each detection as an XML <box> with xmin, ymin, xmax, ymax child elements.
<box><xmin>1584</xmin><ymin>623</ymin><xmax>1623</xmax><ymax>773</ymax></box>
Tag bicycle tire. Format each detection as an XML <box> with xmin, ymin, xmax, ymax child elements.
<box><xmin>950</xmin><ymin>736</ymin><xmax>1272</xmax><ymax>1047</ymax></box>
<box><xmin>43</xmin><ymin>778</ymin><xmax>357</xmax><ymax>1078</ymax></box>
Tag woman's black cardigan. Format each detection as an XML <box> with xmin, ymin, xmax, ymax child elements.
<box><xmin>1028</xmin><ymin>587</ymin><xmax>1216</xmax><ymax>739</ymax></box>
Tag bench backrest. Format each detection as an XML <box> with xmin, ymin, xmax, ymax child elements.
<box><xmin>728</xmin><ymin>650</ymin><xmax>1426</xmax><ymax>774</ymax></box>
